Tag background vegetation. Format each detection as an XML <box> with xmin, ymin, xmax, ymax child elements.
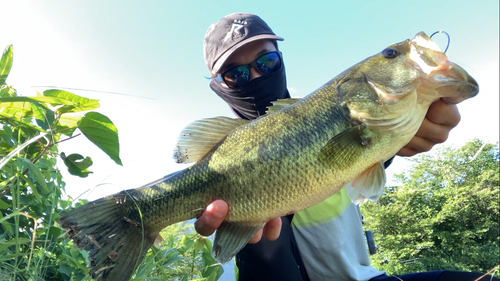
<box><xmin>362</xmin><ymin>139</ymin><xmax>499</xmax><ymax>276</ymax></box>
<box><xmin>0</xmin><ymin>45</ymin><xmax>223</xmax><ymax>280</ymax></box>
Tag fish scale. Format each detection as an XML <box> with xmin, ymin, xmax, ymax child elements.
<box><xmin>59</xmin><ymin>32</ymin><xmax>479</xmax><ymax>280</ymax></box>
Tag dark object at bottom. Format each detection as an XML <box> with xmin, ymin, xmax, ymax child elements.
<box><xmin>370</xmin><ymin>270</ymin><xmax>499</xmax><ymax>281</ymax></box>
<box><xmin>365</xmin><ymin>230</ymin><xmax>377</xmax><ymax>255</ymax></box>
<box><xmin>235</xmin><ymin>214</ymin><xmax>310</xmax><ymax>281</ymax></box>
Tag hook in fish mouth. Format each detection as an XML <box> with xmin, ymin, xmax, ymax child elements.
<box><xmin>430</xmin><ymin>30</ymin><xmax>451</xmax><ymax>53</ymax></box>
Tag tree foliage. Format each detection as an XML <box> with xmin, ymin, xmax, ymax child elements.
<box><xmin>362</xmin><ymin>139</ymin><xmax>499</xmax><ymax>275</ymax></box>
<box><xmin>0</xmin><ymin>45</ymin><xmax>223</xmax><ymax>280</ymax></box>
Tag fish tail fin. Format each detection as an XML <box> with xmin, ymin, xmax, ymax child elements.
<box><xmin>59</xmin><ymin>192</ymin><xmax>157</xmax><ymax>281</ymax></box>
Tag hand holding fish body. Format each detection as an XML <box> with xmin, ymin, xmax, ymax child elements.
<box><xmin>59</xmin><ymin>32</ymin><xmax>479</xmax><ymax>280</ymax></box>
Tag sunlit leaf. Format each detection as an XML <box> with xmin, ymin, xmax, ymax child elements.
<box><xmin>59</xmin><ymin>152</ymin><xmax>93</xmax><ymax>178</ymax></box>
<box><xmin>78</xmin><ymin>112</ymin><xmax>122</xmax><ymax>165</ymax></box>
<box><xmin>0</xmin><ymin>97</ymin><xmax>33</xmax><ymax>119</ymax></box>
<box><xmin>0</xmin><ymin>45</ymin><xmax>13</xmax><ymax>85</ymax></box>
<box><xmin>180</xmin><ymin>233</ymin><xmax>196</xmax><ymax>254</ymax></box>
<box><xmin>56</xmin><ymin>114</ymin><xmax>81</xmax><ymax>137</ymax></box>
<box><xmin>0</xmin><ymin>96</ymin><xmax>75</xmax><ymax>106</ymax></box>
<box><xmin>43</xmin><ymin>89</ymin><xmax>100</xmax><ymax>113</ymax></box>
<box><xmin>0</xmin><ymin>112</ymin><xmax>44</xmax><ymax>133</ymax></box>
<box><xmin>0</xmin><ymin>86</ymin><xmax>17</xmax><ymax>97</ymax></box>
<box><xmin>201</xmin><ymin>238</ymin><xmax>224</xmax><ymax>280</ymax></box>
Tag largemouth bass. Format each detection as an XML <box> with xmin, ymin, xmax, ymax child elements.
<box><xmin>59</xmin><ymin>32</ymin><xmax>479</xmax><ymax>280</ymax></box>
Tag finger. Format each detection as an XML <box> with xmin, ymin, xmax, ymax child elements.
<box><xmin>396</xmin><ymin>143</ymin><xmax>424</xmax><ymax>157</ymax></box>
<box><xmin>194</xmin><ymin>200</ymin><xmax>228</xmax><ymax>236</ymax></box>
<box><xmin>414</xmin><ymin>118</ymin><xmax>450</xmax><ymax>145</ymax></box>
<box><xmin>426</xmin><ymin>100</ymin><xmax>460</xmax><ymax>128</ymax></box>
<box><xmin>262</xmin><ymin>217</ymin><xmax>282</xmax><ymax>241</ymax></box>
<box><xmin>397</xmin><ymin>135</ymin><xmax>434</xmax><ymax>157</ymax></box>
<box><xmin>248</xmin><ymin>229</ymin><xmax>263</xmax><ymax>244</ymax></box>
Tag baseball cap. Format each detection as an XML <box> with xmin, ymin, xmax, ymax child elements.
<box><xmin>203</xmin><ymin>13</ymin><xmax>284</xmax><ymax>75</ymax></box>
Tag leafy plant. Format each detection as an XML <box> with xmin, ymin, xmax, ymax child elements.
<box><xmin>0</xmin><ymin>44</ymin><xmax>222</xmax><ymax>280</ymax></box>
<box><xmin>0</xmin><ymin>44</ymin><xmax>121</xmax><ymax>280</ymax></box>
<box><xmin>132</xmin><ymin>222</ymin><xmax>224</xmax><ymax>281</ymax></box>
<box><xmin>362</xmin><ymin>139</ymin><xmax>500</xmax><ymax>276</ymax></box>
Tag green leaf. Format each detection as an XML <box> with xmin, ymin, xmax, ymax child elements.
<box><xmin>0</xmin><ymin>112</ymin><xmax>45</xmax><ymax>133</ymax></box>
<box><xmin>201</xmin><ymin>238</ymin><xmax>224</xmax><ymax>280</ymax></box>
<box><xmin>0</xmin><ymin>199</ymin><xmax>10</xmax><ymax>209</ymax></box>
<box><xmin>46</xmin><ymin>226</ymin><xmax>63</xmax><ymax>241</ymax></box>
<box><xmin>58</xmin><ymin>263</ymin><xmax>74</xmax><ymax>277</ymax></box>
<box><xmin>31</xmin><ymin>103</ymin><xmax>55</xmax><ymax>130</ymax></box>
<box><xmin>0</xmin><ymin>212</ymin><xmax>13</xmax><ymax>236</ymax></box>
<box><xmin>179</xmin><ymin>233</ymin><xmax>196</xmax><ymax>254</ymax></box>
<box><xmin>0</xmin><ymin>45</ymin><xmax>13</xmax><ymax>85</ymax></box>
<box><xmin>0</xmin><ymin>96</ymin><xmax>76</xmax><ymax>106</ymax></box>
<box><xmin>59</xmin><ymin>152</ymin><xmax>93</xmax><ymax>178</ymax></box>
<box><xmin>78</xmin><ymin>112</ymin><xmax>122</xmax><ymax>165</ymax></box>
<box><xmin>56</xmin><ymin>114</ymin><xmax>81</xmax><ymax>137</ymax></box>
<box><xmin>0</xmin><ymin>132</ymin><xmax>48</xmax><ymax>172</ymax></box>
<box><xmin>43</xmin><ymin>89</ymin><xmax>100</xmax><ymax>113</ymax></box>
<box><xmin>0</xmin><ymin>237</ymin><xmax>31</xmax><ymax>253</ymax></box>
<box><xmin>0</xmin><ymin>97</ymin><xmax>33</xmax><ymax>118</ymax></box>
<box><xmin>0</xmin><ymin>86</ymin><xmax>17</xmax><ymax>97</ymax></box>
<box><xmin>194</xmin><ymin>237</ymin><xmax>205</xmax><ymax>253</ymax></box>
<box><xmin>16</xmin><ymin>157</ymin><xmax>49</xmax><ymax>195</ymax></box>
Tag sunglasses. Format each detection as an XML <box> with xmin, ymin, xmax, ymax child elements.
<box><xmin>215</xmin><ymin>52</ymin><xmax>282</xmax><ymax>88</ymax></box>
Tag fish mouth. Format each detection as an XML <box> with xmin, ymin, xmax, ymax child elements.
<box><xmin>410</xmin><ymin>32</ymin><xmax>479</xmax><ymax>104</ymax></box>
<box><xmin>430</xmin><ymin>61</ymin><xmax>479</xmax><ymax>104</ymax></box>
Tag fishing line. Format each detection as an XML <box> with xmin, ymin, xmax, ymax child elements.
<box><xmin>430</xmin><ymin>31</ymin><xmax>451</xmax><ymax>53</ymax></box>
<box><xmin>30</xmin><ymin>86</ymin><xmax>155</xmax><ymax>100</ymax></box>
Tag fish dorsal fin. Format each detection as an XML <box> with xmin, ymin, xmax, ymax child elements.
<box><xmin>173</xmin><ymin>117</ymin><xmax>250</xmax><ymax>164</ymax></box>
<box><xmin>213</xmin><ymin>221</ymin><xmax>265</xmax><ymax>264</ymax></box>
<box><xmin>264</xmin><ymin>98</ymin><xmax>301</xmax><ymax>116</ymax></box>
<box><xmin>346</xmin><ymin>162</ymin><xmax>386</xmax><ymax>205</ymax></box>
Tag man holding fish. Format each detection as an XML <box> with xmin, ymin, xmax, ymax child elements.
<box><xmin>196</xmin><ymin>13</ymin><xmax>494</xmax><ymax>281</ymax></box>
<box><xmin>59</xmin><ymin>11</ymin><xmax>492</xmax><ymax>281</ymax></box>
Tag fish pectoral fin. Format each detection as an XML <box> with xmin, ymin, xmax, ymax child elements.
<box><xmin>346</xmin><ymin>161</ymin><xmax>386</xmax><ymax>205</ymax></box>
<box><xmin>319</xmin><ymin>125</ymin><xmax>367</xmax><ymax>167</ymax></box>
<box><xmin>173</xmin><ymin>117</ymin><xmax>250</xmax><ymax>164</ymax></box>
<box><xmin>263</xmin><ymin>98</ymin><xmax>301</xmax><ymax>116</ymax></box>
<box><xmin>213</xmin><ymin>221</ymin><xmax>265</xmax><ymax>263</ymax></box>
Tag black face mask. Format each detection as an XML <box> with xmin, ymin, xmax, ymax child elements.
<box><xmin>210</xmin><ymin>63</ymin><xmax>290</xmax><ymax>120</ymax></box>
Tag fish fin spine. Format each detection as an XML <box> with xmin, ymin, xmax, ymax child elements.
<box><xmin>174</xmin><ymin>116</ymin><xmax>250</xmax><ymax>164</ymax></box>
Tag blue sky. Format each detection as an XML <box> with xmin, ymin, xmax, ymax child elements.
<box><xmin>3</xmin><ymin>1</ymin><xmax>498</xmax><ymax>204</ymax></box>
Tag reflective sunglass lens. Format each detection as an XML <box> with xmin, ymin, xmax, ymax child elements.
<box><xmin>224</xmin><ymin>66</ymin><xmax>250</xmax><ymax>88</ymax></box>
<box><xmin>255</xmin><ymin>53</ymin><xmax>280</xmax><ymax>75</ymax></box>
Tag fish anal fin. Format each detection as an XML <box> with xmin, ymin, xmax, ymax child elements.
<box><xmin>319</xmin><ymin>125</ymin><xmax>367</xmax><ymax>167</ymax></box>
<box><xmin>173</xmin><ymin>117</ymin><xmax>250</xmax><ymax>164</ymax></box>
<box><xmin>153</xmin><ymin>234</ymin><xmax>165</xmax><ymax>248</ymax></box>
<box><xmin>346</xmin><ymin>161</ymin><xmax>386</xmax><ymax>205</ymax></box>
<box><xmin>263</xmin><ymin>98</ymin><xmax>301</xmax><ymax>116</ymax></box>
<box><xmin>213</xmin><ymin>221</ymin><xmax>265</xmax><ymax>263</ymax></box>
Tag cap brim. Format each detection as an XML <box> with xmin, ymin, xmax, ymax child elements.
<box><xmin>212</xmin><ymin>34</ymin><xmax>284</xmax><ymax>74</ymax></box>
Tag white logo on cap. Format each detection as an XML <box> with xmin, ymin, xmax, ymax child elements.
<box><xmin>223</xmin><ymin>20</ymin><xmax>248</xmax><ymax>43</ymax></box>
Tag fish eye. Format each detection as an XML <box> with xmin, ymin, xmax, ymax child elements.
<box><xmin>382</xmin><ymin>48</ymin><xmax>399</xmax><ymax>59</ymax></box>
